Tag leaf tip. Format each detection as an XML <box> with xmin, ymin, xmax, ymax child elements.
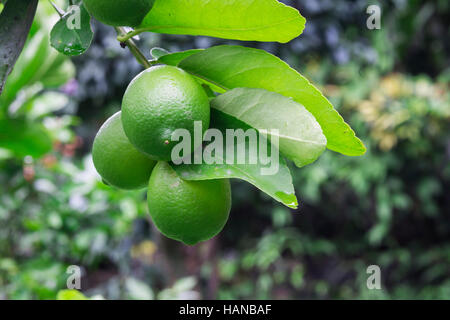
<box><xmin>350</xmin><ymin>138</ymin><xmax>367</xmax><ymax>156</ymax></box>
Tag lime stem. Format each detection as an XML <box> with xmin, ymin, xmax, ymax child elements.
<box><xmin>116</xmin><ymin>28</ymin><xmax>146</xmax><ymax>43</ymax></box>
<box><xmin>115</xmin><ymin>27</ymin><xmax>151</xmax><ymax>69</ymax></box>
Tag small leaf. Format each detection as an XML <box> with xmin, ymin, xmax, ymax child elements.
<box><xmin>211</xmin><ymin>88</ymin><xmax>327</xmax><ymax>167</ymax></box>
<box><xmin>139</xmin><ymin>0</ymin><xmax>305</xmax><ymax>43</ymax></box>
<box><xmin>150</xmin><ymin>47</ymin><xmax>170</xmax><ymax>60</ymax></box>
<box><xmin>50</xmin><ymin>3</ymin><xmax>93</xmax><ymax>56</ymax></box>
<box><xmin>172</xmin><ymin>109</ymin><xmax>298</xmax><ymax>209</ymax></box>
<box><xmin>157</xmin><ymin>49</ymin><xmax>203</xmax><ymax>66</ymax></box>
<box><xmin>176</xmin><ymin>45</ymin><xmax>366</xmax><ymax>156</ymax></box>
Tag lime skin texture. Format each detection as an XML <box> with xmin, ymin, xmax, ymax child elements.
<box><xmin>147</xmin><ymin>162</ymin><xmax>232</xmax><ymax>246</ymax></box>
<box><xmin>83</xmin><ymin>0</ymin><xmax>155</xmax><ymax>27</ymax></box>
<box><xmin>121</xmin><ymin>65</ymin><xmax>210</xmax><ymax>161</ymax></box>
<box><xmin>92</xmin><ymin>111</ymin><xmax>156</xmax><ymax>190</ymax></box>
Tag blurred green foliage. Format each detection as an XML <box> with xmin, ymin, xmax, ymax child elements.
<box><xmin>0</xmin><ymin>0</ymin><xmax>449</xmax><ymax>300</ymax></box>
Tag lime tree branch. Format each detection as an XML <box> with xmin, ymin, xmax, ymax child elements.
<box><xmin>115</xmin><ymin>27</ymin><xmax>152</xmax><ymax>69</ymax></box>
<box><xmin>0</xmin><ymin>0</ymin><xmax>38</xmax><ymax>95</ymax></box>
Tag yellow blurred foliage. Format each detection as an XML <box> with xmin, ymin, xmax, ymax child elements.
<box><xmin>131</xmin><ymin>240</ymin><xmax>157</xmax><ymax>264</ymax></box>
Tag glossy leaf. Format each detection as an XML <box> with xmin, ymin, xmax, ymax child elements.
<box><xmin>50</xmin><ymin>2</ymin><xmax>93</xmax><ymax>56</ymax></box>
<box><xmin>176</xmin><ymin>45</ymin><xmax>366</xmax><ymax>157</ymax></box>
<box><xmin>172</xmin><ymin>109</ymin><xmax>298</xmax><ymax>209</ymax></box>
<box><xmin>139</xmin><ymin>0</ymin><xmax>305</xmax><ymax>43</ymax></box>
<box><xmin>211</xmin><ymin>88</ymin><xmax>327</xmax><ymax>167</ymax></box>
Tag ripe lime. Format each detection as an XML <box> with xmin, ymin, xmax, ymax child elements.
<box><xmin>92</xmin><ymin>111</ymin><xmax>156</xmax><ymax>190</ymax></box>
<box><xmin>122</xmin><ymin>65</ymin><xmax>210</xmax><ymax>161</ymax></box>
<box><xmin>147</xmin><ymin>162</ymin><xmax>231</xmax><ymax>245</ymax></box>
<box><xmin>83</xmin><ymin>0</ymin><xmax>155</xmax><ymax>27</ymax></box>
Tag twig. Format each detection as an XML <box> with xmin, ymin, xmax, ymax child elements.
<box><xmin>49</xmin><ymin>0</ymin><xmax>64</xmax><ymax>17</ymax></box>
<box><xmin>115</xmin><ymin>27</ymin><xmax>152</xmax><ymax>69</ymax></box>
<box><xmin>116</xmin><ymin>28</ymin><xmax>147</xmax><ymax>43</ymax></box>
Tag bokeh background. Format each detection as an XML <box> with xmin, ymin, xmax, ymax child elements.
<box><xmin>0</xmin><ymin>0</ymin><xmax>449</xmax><ymax>299</ymax></box>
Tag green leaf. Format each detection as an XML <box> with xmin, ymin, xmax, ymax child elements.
<box><xmin>157</xmin><ymin>49</ymin><xmax>227</xmax><ymax>93</ymax></box>
<box><xmin>176</xmin><ymin>45</ymin><xmax>366</xmax><ymax>157</ymax></box>
<box><xmin>157</xmin><ymin>49</ymin><xmax>203</xmax><ymax>66</ymax></box>
<box><xmin>139</xmin><ymin>0</ymin><xmax>305</xmax><ymax>43</ymax></box>
<box><xmin>0</xmin><ymin>118</ymin><xmax>52</xmax><ymax>158</ymax></box>
<box><xmin>56</xmin><ymin>289</ymin><xmax>88</xmax><ymax>300</ymax></box>
<box><xmin>211</xmin><ymin>88</ymin><xmax>326</xmax><ymax>167</ymax></box>
<box><xmin>172</xmin><ymin>109</ymin><xmax>298</xmax><ymax>209</ymax></box>
<box><xmin>50</xmin><ymin>3</ymin><xmax>93</xmax><ymax>56</ymax></box>
<box><xmin>150</xmin><ymin>47</ymin><xmax>170</xmax><ymax>60</ymax></box>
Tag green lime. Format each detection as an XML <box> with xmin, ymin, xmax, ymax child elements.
<box><xmin>122</xmin><ymin>65</ymin><xmax>210</xmax><ymax>161</ymax></box>
<box><xmin>147</xmin><ymin>162</ymin><xmax>231</xmax><ymax>245</ymax></box>
<box><xmin>92</xmin><ymin>111</ymin><xmax>156</xmax><ymax>190</ymax></box>
<box><xmin>83</xmin><ymin>0</ymin><xmax>155</xmax><ymax>27</ymax></box>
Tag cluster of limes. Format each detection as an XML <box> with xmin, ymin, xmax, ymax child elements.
<box><xmin>92</xmin><ymin>66</ymin><xmax>232</xmax><ymax>246</ymax></box>
<box><xmin>85</xmin><ymin>0</ymin><xmax>231</xmax><ymax>245</ymax></box>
